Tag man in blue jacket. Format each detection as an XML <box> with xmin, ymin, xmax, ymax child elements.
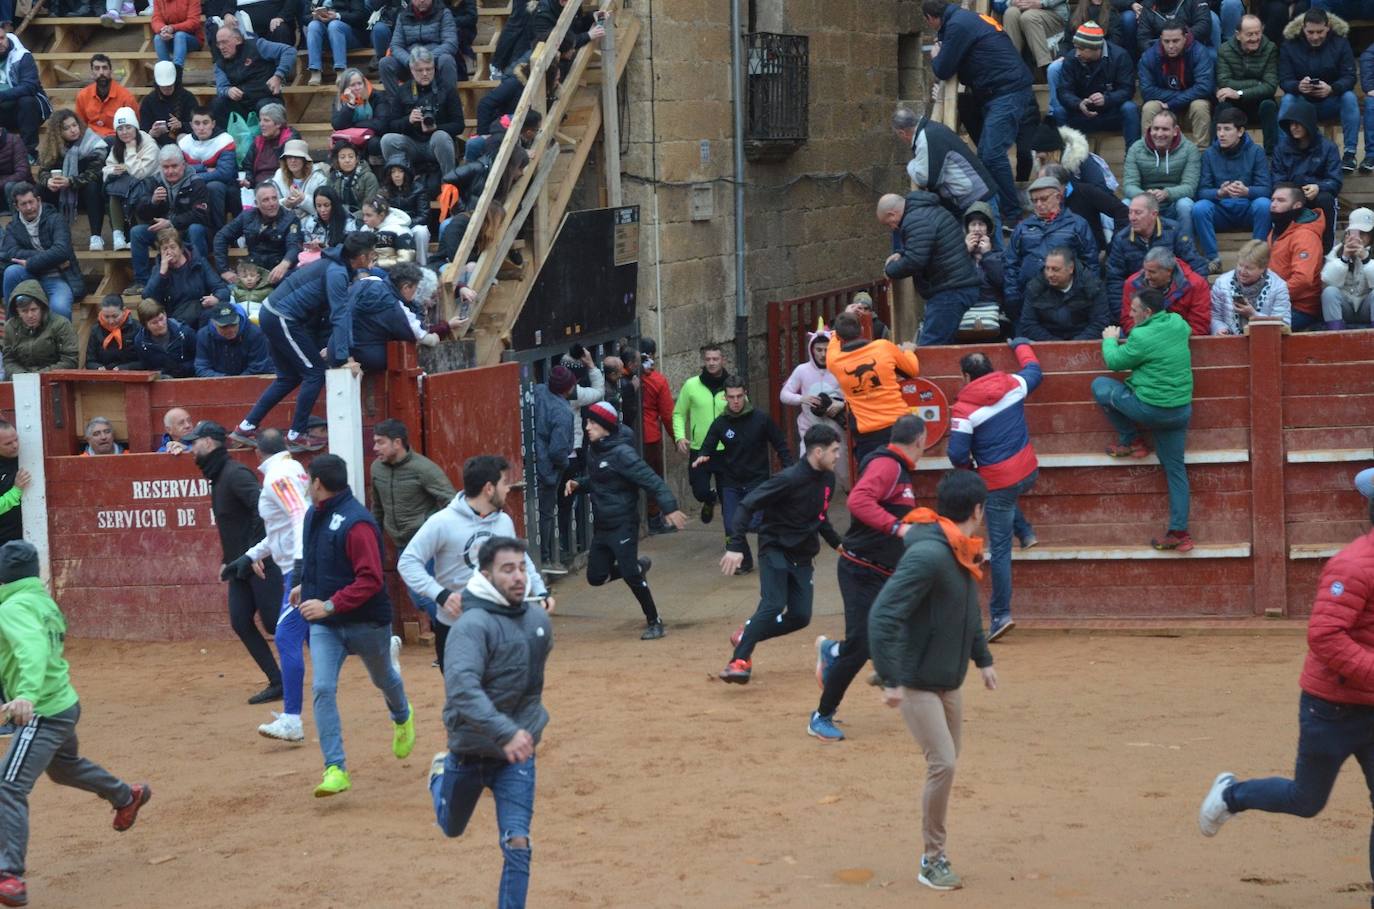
<box><xmin>1004</xmin><ymin>176</ymin><xmax>1100</xmax><ymax>320</ymax></box>
<box><xmin>194</xmin><ymin>303</ymin><xmax>273</xmax><ymax>377</ymax></box>
<box><xmin>1190</xmin><ymin>108</ymin><xmax>1272</xmax><ymax>272</ymax></box>
<box><xmin>1138</xmin><ymin>24</ymin><xmax>1216</xmax><ymax>148</ymax></box>
<box><xmin>1106</xmin><ymin>193</ymin><xmax>1209</xmax><ymax>306</ymax></box>
<box><xmin>1279</xmin><ymin>8</ymin><xmax>1358</xmax><ymax>172</ymax></box>
<box><xmin>1272</xmin><ymin>96</ymin><xmax>1342</xmax><ymax>250</ymax></box>
<box><xmin>230</xmin><ymin>234</ymin><xmax>373</xmax><ymax>453</ymax></box>
<box><xmin>1055</xmin><ymin>23</ymin><xmax>1139</xmax><ymax>146</ymax></box>
<box><xmin>923</xmin><ymin>0</ymin><xmax>1034</xmax><ymax>223</ymax></box>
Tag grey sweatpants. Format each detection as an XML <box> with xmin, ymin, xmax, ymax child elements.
<box><xmin>0</xmin><ymin>702</ymin><xmax>131</xmax><ymax>876</ymax></box>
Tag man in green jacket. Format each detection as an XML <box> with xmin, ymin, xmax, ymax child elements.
<box><xmin>1216</xmin><ymin>15</ymin><xmax>1281</xmax><ymax>153</ymax></box>
<box><xmin>1123</xmin><ymin>110</ymin><xmax>1202</xmax><ymax>245</ymax></box>
<box><xmin>0</xmin><ymin>541</ymin><xmax>151</xmax><ymax>908</ymax></box>
<box><xmin>671</xmin><ymin>343</ymin><xmax>727</xmax><ymax>523</ymax></box>
<box><xmin>1</xmin><ymin>281</ymin><xmax>78</xmax><ymax>377</ymax></box>
<box><xmin>1094</xmin><ymin>286</ymin><xmax>1195</xmax><ymax>551</ymax></box>
<box><xmin>869</xmin><ymin>470</ymin><xmax>997</xmax><ymax>894</ymax></box>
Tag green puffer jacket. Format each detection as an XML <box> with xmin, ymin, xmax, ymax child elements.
<box><xmin>1123</xmin><ymin>134</ymin><xmax>1200</xmax><ymax>202</ymax></box>
<box><xmin>1216</xmin><ymin>35</ymin><xmax>1280</xmax><ymax>99</ymax></box>
<box><xmin>2</xmin><ymin>279</ymin><xmax>78</xmax><ymax>375</ymax></box>
<box><xmin>1102</xmin><ymin>309</ymin><xmax>1194</xmax><ymax>408</ymax></box>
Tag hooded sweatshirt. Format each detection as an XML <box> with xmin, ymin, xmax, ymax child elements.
<box><xmin>398</xmin><ymin>492</ymin><xmax>548</xmax><ymax>627</ymax></box>
<box><xmin>697</xmin><ymin>401</ymin><xmax>793</xmax><ymax>488</ymax></box>
<box><xmin>0</xmin><ymin>575</ymin><xmax>78</xmax><ymax>719</ymax></box>
<box><xmin>0</xmin><ymin>33</ymin><xmax>50</xmax><ymax>122</ymax></box>
<box><xmin>1123</xmin><ymin>127</ymin><xmax>1200</xmax><ymax>201</ymax></box>
<box><xmin>244</xmin><ymin>450</ymin><xmax>309</xmax><ymax>571</ymax></box>
<box><xmin>2</xmin><ymin>279</ymin><xmax>78</xmax><ymax>375</ymax></box>
<box><xmin>1272</xmin><ymin>98</ymin><xmax>1343</xmax><ymax>194</ymax></box>
<box><xmin>779</xmin><ymin>333</ymin><xmax>846</xmax><ymax>443</ymax></box>
<box><xmin>672</xmin><ymin>368</ymin><xmax>727</xmax><ymax>450</ymax></box>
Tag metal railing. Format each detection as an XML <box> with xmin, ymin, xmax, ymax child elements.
<box><xmin>745</xmin><ymin>32</ymin><xmax>809</xmax><ymax>143</ymax></box>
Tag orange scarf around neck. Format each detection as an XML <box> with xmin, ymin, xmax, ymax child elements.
<box><xmin>99</xmin><ymin>308</ymin><xmax>130</xmax><ymax>349</ymax></box>
<box><xmin>901</xmin><ymin>507</ymin><xmax>985</xmax><ymax>579</ymax></box>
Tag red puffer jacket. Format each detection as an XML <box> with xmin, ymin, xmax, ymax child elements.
<box><xmin>1301</xmin><ymin>530</ymin><xmax>1374</xmax><ymax>706</ymax></box>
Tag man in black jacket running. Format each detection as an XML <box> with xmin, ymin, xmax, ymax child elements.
<box><xmin>692</xmin><ymin>376</ymin><xmax>792</xmax><ymax>574</ymax></box>
<box><xmin>719</xmin><ymin>424</ymin><xmax>842</xmax><ymax>684</ymax></box>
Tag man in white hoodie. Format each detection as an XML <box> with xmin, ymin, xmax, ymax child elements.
<box><xmin>399</xmin><ymin>454</ymin><xmax>551</xmax><ymax>666</ymax></box>
<box><xmin>221</xmin><ymin>429</ymin><xmax>312</xmax><ymax>743</ymax></box>
<box><xmin>779</xmin><ymin>329</ymin><xmax>847</xmax><ymax>487</ymax></box>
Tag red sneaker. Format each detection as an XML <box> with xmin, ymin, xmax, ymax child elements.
<box><xmin>112</xmin><ymin>783</ymin><xmax>151</xmax><ymax>832</ymax></box>
<box><xmin>1105</xmin><ymin>440</ymin><xmax>1151</xmax><ymax>459</ymax></box>
<box><xmin>0</xmin><ymin>874</ymin><xmax>27</xmax><ymax>907</ymax></box>
<box><xmin>1152</xmin><ymin>530</ymin><xmax>1195</xmax><ymax>553</ymax></box>
<box><xmin>719</xmin><ymin>659</ymin><xmax>752</xmax><ymax>684</ymax></box>
<box><xmin>729</xmin><ymin>623</ymin><xmax>745</xmax><ymax>648</ymax></box>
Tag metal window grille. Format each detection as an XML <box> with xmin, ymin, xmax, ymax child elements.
<box><xmin>746</xmin><ymin>33</ymin><xmax>809</xmax><ymax>144</ymax></box>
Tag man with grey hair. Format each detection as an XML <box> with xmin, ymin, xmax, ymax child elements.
<box><xmin>891</xmin><ymin>106</ymin><xmax>999</xmax><ymax>228</ymax></box>
<box><xmin>382</xmin><ymin>0</ymin><xmax>460</xmax><ymax>95</ymax></box>
<box><xmin>1120</xmin><ymin>245</ymin><xmax>1212</xmax><ymax>334</ymax></box>
<box><xmin>126</xmin><ymin>144</ymin><xmax>213</xmax><ymax>297</ymax></box>
<box><xmin>81</xmin><ymin>417</ymin><xmax>124</xmax><ymax>456</ymax></box>
<box><xmin>1105</xmin><ymin>192</ymin><xmax>1208</xmax><ymax>308</ymax></box>
<box><xmin>1004</xmin><ymin>175</ymin><xmax>1099</xmax><ymax>321</ymax></box>
<box><xmin>209</xmin><ymin>26</ymin><xmax>296</xmax><ymax>126</ymax></box>
<box><xmin>379</xmin><ymin>46</ymin><xmax>465</xmax><ymax>178</ymax></box>
<box><xmin>877</xmin><ymin>191</ymin><xmax>981</xmax><ymax>345</ymax></box>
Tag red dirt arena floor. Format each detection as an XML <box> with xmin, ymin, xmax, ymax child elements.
<box><xmin>19</xmin><ymin>525</ymin><xmax>1373</xmax><ymax>908</ymax></box>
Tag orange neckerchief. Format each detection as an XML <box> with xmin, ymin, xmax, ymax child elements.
<box><xmin>901</xmin><ymin>507</ymin><xmax>985</xmax><ymax>579</ymax></box>
<box><xmin>339</xmin><ymin>79</ymin><xmax>373</xmax><ymax>109</ymax></box>
<box><xmin>99</xmin><ymin>308</ymin><xmax>130</xmax><ymax>349</ymax></box>
<box><xmin>437</xmin><ymin>184</ymin><xmax>461</xmax><ymax>223</ymax></box>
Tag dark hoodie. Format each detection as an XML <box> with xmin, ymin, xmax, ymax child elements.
<box><xmin>963</xmin><ymin>202</ymin><xmax>1005</xmax><ymax>308</ymax></box>
<box><xmin>2</xmin><ymin>279</ymin><xmax>77</xmax><ymax>374</ymax></box>
<box><xmin>579</xmin><ymin>425</ymin><xmax>679</xmax><ymax>530</ymax></box>
<box><xmin>199</xmin><ymin>444</ymin><xmax>266</xmax><ymax>562</ymax></box>
<box><xmin>379</xmin><ymin>155</ymin><xmax>431</xmax><ymax>224</ymax></box>
<box><xmin>1272</xmin><ymin>97</ymin><xmax>1343</xmax><ymax>194</ymax></box>
<box><xmin>727</xmin><ymin>457</ymin><xmax>840</xmax><ymax>561</ymax></box>
<box><xmin>138</xmin><ymin>84</ymin><xmax>198</xmax><ymax>147</ymax></box>
<box><xmin>697</xmin><ymin>402</ymin><xmax>793</xmax><ymax>488</ymax></box>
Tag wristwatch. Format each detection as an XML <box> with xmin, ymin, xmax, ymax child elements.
<box><xmin>323</xmin><ymin>599</ymin><xmax>336</xmax><ymax>616</ymax></box>
<box><xmin>1237</xmin><ymin>90</ymin><xmax>1244</xmax><ymax>97</ymax></box>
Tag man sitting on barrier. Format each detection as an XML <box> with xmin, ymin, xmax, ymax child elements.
<box><xmin>1096</xmin><ymin>287</ymin><xmax>1195</xmax><ymax>552</ymax></box>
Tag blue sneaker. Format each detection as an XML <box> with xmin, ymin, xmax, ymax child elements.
<box><xmin>988</xmin><ymin>616</ymin><xmax>1015</xmax><ymax>643</ymax></box>
<box><xmin>815</xmin><ymin>635</ymin><xmax>838</xmax><ymax>689</ymax></box>
<box><xmin>807</xmin><ymin>711</ymin><xmax>845</xmax><ymax>742</ymax></box>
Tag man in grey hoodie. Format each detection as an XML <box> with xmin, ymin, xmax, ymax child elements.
<box><xmin>399</xmin><ymin>454</ymin><xmax>550</xmax><ymax>667</ymax></box>
<box><xmin>430</xmin><ymin>535</ymin><xmax>552</xmax><ymax>909</ymax></box>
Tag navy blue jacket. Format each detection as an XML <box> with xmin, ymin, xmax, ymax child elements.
<box><xmin>1273</xmin><ymin>98</ymin><xmax>1343</xmax><ymax>194</ymax></box>
<box><xmin>1135</xmin><ymin>0</ymin><xmax>1211</xmax><ymax>52</ymax></box>
<box><xmin>532</xmin><ymin>383</ymin><xmax>573</xmax><ymax>487</ymax></box>
<box><xmin>1139</xmin><ymin>36</ymin><xmax>1215</xmax><ymax>107</ymax></box>
<box><xmin>1280</xmin><ymin>31</ymin><xmax>1356</xmax><ymax>96</ymax></box>
<box><xmin>1058</xmin><ymin>42</ymin><xmax>1136</xmax><ymax>115</ymax></box>
<box><xmin>1005</xmin><ymin>209</ymin><xmax>1100</xmax><ymax>313</ymax></box>
<box><xmin>1198</xmin><ymin>133</ymin><xmax>1272</xmax><ymax>200</ymax></box>
<box><xmin>0</xmin><ymin>42</ymin><xmax>50</xmax><ymax>115</ymax></box>
<box><xmin>475</xmin><ymin>71</ymin><xmax>523</xmax><ymax>136</ymax></box>
<box><xmin>931</xmin><ymin>6</ymin><xmax>1032</xmax><ymax>97</ymax></box>
<box><xmin>300</xmin><ymin>488</ymin><xmax>391</xmax><ymax>626</ymax></box>
<box><xmin>213</xmin><ymin>208</ymin><xmax>302</xmax><ymax>273</ymax></box>
<box><xmin>264</xmin><ymin>247</ymin><xmax>354</xmax><ymax>366</ymax></box>
<box><xmin>347</xmin><ymin>272</ymin><xmax>416</xmax><ymax>371</ymax></box>
<box><xmin>194</xmin><ymin>307</ymin><xmax>273</xmax><ymax>377</ymax></box>
<box><xmin>143</xmin><ymin>246</ymin><xmax>230</xmax><ymax>328</ymax></box>
<box><xmin>1359</xmin><ymin>45</ymin><xmax>1374</xmax><ymax>107</ymax></box>
<box><xmin>1104</xmin><ymin>215</ymin><xmax>1208</xmax><ymax>307</ymax></box>
<box><xmin>134</xmin><ymin>317</ymin><xmax>197</xmax><ymax>378</ymax></box>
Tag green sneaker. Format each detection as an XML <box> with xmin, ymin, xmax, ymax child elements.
<box><xmin>314</xmin><ymin>765</ymin><xmax>351</xmax><ymax>798</ymax></box>
<box><xmin>918</xmin><ymin>854</ymin><xmax>962</xmax><ymax>891</ymax></box>
<box><xmin>393</xmin><ymin>707</ymin><xmax>416</xmax><ymax>759</ymax></box>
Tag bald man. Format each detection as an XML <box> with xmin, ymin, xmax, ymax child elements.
<box><xmin>877</xmin><ymin>192</ymin><xmax>981</xmax><ymax>346</ymax></box>
<box><xmin>159</xmin><ymin>408</ymin><xmax>194</xmax><ymax>454</ymax></box>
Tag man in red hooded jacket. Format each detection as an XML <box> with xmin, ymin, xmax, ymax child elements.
<box><xmin>1199</xmin><ymin>503</ymin><xmax>1374</xmax><ymax>895</ymax></box>
<box><xmin>1121</xmin><ymin>246</ymin><xmax>1212</xmax><ymax>335</ymax></box>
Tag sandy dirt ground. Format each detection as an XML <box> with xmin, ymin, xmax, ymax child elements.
<box><xmin>17</xmin><ymin>523</ymin><xmax>1374</xmax><ymax>909</ymax></box>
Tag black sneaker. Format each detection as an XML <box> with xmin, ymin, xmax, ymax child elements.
<box><xmin>700</xmin><ymin>501</ymin><xmax>714</xmax><ymax>524</ymax></box>
<box><xmin>247</xmin><ymin>683</ymin><xmax>283</xmax><ymax>705</ymax></box>
<box><xmin>736</xmin><ymin>561</ymin><xmax>754</xmax><ymax>575</ymax></box>
<box><xmin>640</xmin><ymin>621</ymin><xmax>666</xmax><ymax>640</ymax></box>
<box><xmin>228</xmin><ymin>427</ymin><xmax>258</xmax><ymax>449</ymax></box>
<box><xmin>637</xmin><ymin>557</ymin><xmax>652</xmax><ymax>578</ymax></box>
<box><xmin>287</xmin><ymin>435</ymin><xmax>327</xmax><ymax>454</ymax></box>
<box><xmin>1343</xmin><ymin>151</ymin><xmax>1357</xmax><ymax>173</ymax></box>
<box><xmin>1361</xmin><ymin>156</ymin><xmax>1374</xmax><ymax>174</ymax></box>
<box><xmin>647</xmin><ymin>517</ymin><xmax>677</xmax><ymax>535</ymax></box>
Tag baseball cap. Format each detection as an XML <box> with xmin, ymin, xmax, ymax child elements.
<box><xmin>1349</xmin><ymin>208</ymin><xmax>1374</xmax><ymax>233</ymax></box>
<box><xmin>181</xmin><ymin>420</ymin><xmax>227</xmax><ymax>444</ymax></box>
<box><xmin>154</xmin><ymin>60</ymin><xmax>177</xmax><ymax>87</ymax></box>
<box><xmin>210</xmin><ymin>304</ymin><xmax>239</xmax><ymax>327</ymax></box>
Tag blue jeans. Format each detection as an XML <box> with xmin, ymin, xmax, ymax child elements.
<box><xmin>1092</xmin><ymin>376</ymin><xmax>1192</xmax><ymax>531</ymax></box>
<box><xmin>1190</xmin><ymin>197</ymin><xmax>1272</xmax><ymax>260</ymax></box>
<box><xmin>1049</xmin><ymin>59</ymin><xmax>1142</xmax><ymax>146</ymax></box>
<box><xmin>154</xmin><ymin>30</ymin><xmax>201</xmax><ymax>67</ymax></box>
<box><xmin>465</xmin><ymin>134</ymin><xmax>488</xmax><ymax>162</ymax></box>
<box><xmin>1360</xmin><ymin>96</ymin><xmax>1374</xmax><ymax>161</ymax></box>
<box><xmin>131</xmin><ymin>222</ymin><xmax>208</xmax><ymax>284</ymax></box>
<box><xmin>1226</xmin><ymin>692</ymin><xmax>1374</xmax><ymax>895</ymax></box>
<box><xmin>979</xmin><ymin>88</ymin><xmax>1033</xmax><ymax>222</ymax></box>
<box><xmin>720</xmin><ymin>484</ymin><xmax>761</xmax><ymax>568</ymax></box>
<box><xmin>371</xmin><ymin>22</ymin><xmax>393</xmax><ymax>60</ymax></box>
<box><xmin>1120</xmin><ymin>9</ymin><xmax>1138</xmax><ymax>57</ymax></box>
<box><xmin>1</xmin><ymin>267</ymin><xmax>72</xmax><ymax>320</ymax></box>
<box><xmin>1219</xmin><ymin>0</ymin><xmax>1244</xmax><ymax>42</ymax></box>
<box><xmin>918</xmin><ymin>286</ymin><xmax>978</xmax><ymax>346</ymax></box>
<box><xmin>1312</xmin><ymin>0</ymin><xmax>1374</xmax><ymax>17</ymax></box>
<box><xmin>309</xmin><ymin>620</ymin><xmax>410</xmax><ymax>771</ymax></box>
<box><xmin>732</xmin><ymin>547</ymin><xmax>814</xmax><ymax>662</ymax></box>
<box><xmin>431</xmin><ymin>754</ymin><xmax>535</xmax><ymax>909</ymax></box>
<box><xmin>306</xmin><ymin>18</ymin><xmax>367</xmax><ymax>72</ymax></box>
<box><xmin>275</xmin><ymin>570</ymin><xmax>309</xmax><ymax>717</ymax></box>
<box><xmin>246</xmin><ymin>308</ymin><xmax>327</xmax><ymax>437</ymax></box>
<box><xmin>1281</xmin><ymin>91</ymin><xmax>1359</xmax><ymax>155</ymax></box>
<box><xmin>1161</xmin><ymin>198</ymin><xmax>1195</xmax><ymax>245</ymax></box>
<box><xmin>984</xmin><ymin>469</ymin><xmax>1037</xmax><ymax>626</ymax></box>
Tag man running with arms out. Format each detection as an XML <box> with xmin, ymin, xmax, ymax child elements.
<box><xmin>0</xmin><ymin>541</ymin><xmax>151</xmax><ymax>908</ymax></box>
<box><xmin>810</xmin><ymin>414</ymin><xmax>925</xmax><ymax>742</ymax></box>
<box><xmin>295</xmin><ymin>454</ymin><xmax>416</xmax><ymax>797</ymax></box>
<box><xmin>429</xmin><ymin>536</ymin><xmax>552</xmax><ymax>909</ymax></box>
<box><xmin>719</xmin><ymin>424</ymin><xmax>843</xmax><ymax>684</ymax></box>
<box><xmin>869</xmin><ymin>470</ymin><xmax>998</xmax><ymax>893</ymax></box>
<box><xmin>566</xmin><ymin>403</ymin><xmax>688</xmax><ymax>640</ymax></box>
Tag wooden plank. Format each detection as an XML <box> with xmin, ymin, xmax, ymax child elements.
<box><xmin>1282</xmin><ymin>360</ymin><xmax>1374</xmax><ymax>396</ymax></box>
<box><xmin>1283</xmin><ymin>394</ymin><xmax>1374</xmax><ymax>428</ymax></box>
<box><xmin>1282</xmin><ymin>327</ymin><xmax>1374</xmax><ymax>363</ymax></box>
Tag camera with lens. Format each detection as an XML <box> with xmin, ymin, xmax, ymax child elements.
<box><xmin>421</xmin><ymin>105</ymin><xmax>437</xmax><ymax>130</ymax></box>
<box><xmin>810</xmin><ymin>392</ymin><xmax>833</xmax><ymax>418</ymax></box>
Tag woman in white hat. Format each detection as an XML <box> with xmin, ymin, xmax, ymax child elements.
<box><xmin>270</xmin><ymin>139</ymin><xmax>328</xmax><ymax>218</ymax></box>
<box><xmin>1320</xmin><ymin>207</ymin><xmax>1374</xmax><ymax>330</ymax></box>
<box><xmin>101</xmin><ymin>107</ymin><xmax>158</xmax><ymax>252</ymax></box>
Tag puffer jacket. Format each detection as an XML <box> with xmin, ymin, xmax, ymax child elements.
<box><xmin>1279</xmin><ymin>12</ymin><xmax>1355</xmax><ymax>96</ymax></box>
<box><xmin>1217</xmin><ymin>33</ymin><xmax>1280</xmax><ymax>99</ymax></box>
<box><xmin>133</xmin><ymin>316</ymin><xmax>196</xmax><ymax>377</ymax></box>
<box><xmin>1270</xmin><ymin>207</ymin><xmax>1327</xmax><ymax>316</ymax></box>
<box><xmin>1139</xmin><ymin>34</ymin><xmax>1215</xmax><ymax>108</ymax></box>
<box><xmin>1272</xmin><ymin>98</ymin><xmax>1343</xmax><ymax>194</ymax></box>
<box><xmin>578</xmin><ymin>425</ymin><xmax>678</xmax><ymax>530</ymax></box>
<box><xmin>1018</xmin><ymin>270</ymin><xmax>1111</xmax><ymax>341</ymax></box>
<box><xmin>1321</xmin><ymin>242</ymin><xmax>1374</xmax><ymax>305</ymax></box>
<box><xmin>1135</xmin><ymin>0</ymin><xmax>1211</xmax><ymax>52</ymax></box>
<box><xmin>390</xmin><ymin>0</ymin><xmax>459</xmax><ymax>65</ymax></box>
<box><xmin>1123</xmin><ymin>128</ymin><xmax>1200</xmax><ymax>200</ymax></box>
<box><xmin>532</xmin><ymin>382</ymin><xmax>573</xmax><ymax>486</ymax></box>
<box><xmin>144</xmin><ymin>245</ymin><xmax>230</xmax><ymax>328</ymax></box>
<box><xmin>1005</xmin><ymin>208</ymin><xmax>1100</xmax><ymax>313</ymax></box>
<box><xmin>1198</xmin><ymin>133</ymin><xmax>1271</xmax><ymax>200</ymax></box>
<box><xmin>194</xmin><ymin>306</ymin><xmax>273</xmax><ymax>377</ymax></box>
<box><xmin>905</xmin><ymin>116</ymin><xmax>997</xmax><ymax>213</ymax></box>
<box><xmin>1211</xmin><ymin>268</ymin><xmax>1292</xmax><ymax>333</ymax></box>
<box><xmin>378</xmin><ymin>156</ymin><xmax>431</xmax><ymax>224</ymax></box>
<box><xmin>1299</xmin><ymin>530</ymin><xmax>1374</xmax><ymax>707</ymax></box>
<box><xmin>2</xmin><ymin>280</ymin><xmax>78</xmax><ymax>375</ymax></box>
<box><xmin>347</xmin><ymin>272</ymin><xmax>422</xmax><ymax>371</ymax></box>
<box><xmin>1105</xmin><ymin>215</ymin><xmax>1208</xmax><ymax>307</ymax></box>
<box><xmin>965</xmin><ymin>203</ymin><xmax>1005</xmax><ymax>308</ymax></box>
<box><xmin>134</xmin><ymin>168</ymin><xmax>213</xmax><ymax>234</ymax></box>
<box><xmin>1122</xmin><ymin>261</ymin><xmax>1212</xmax><ymax>335</ymax></box>
<box><xmin>328</xmin><ymin>159</ymin><xmax>380</xmax><ymax>216</ymax></box>
<box><xmin>884</xmin><ymin>191</ymin><xmax>979</xmax><ymax>299</ymax></box>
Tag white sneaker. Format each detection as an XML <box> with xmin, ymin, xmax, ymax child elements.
<box><xmin>489</xmin><ymin>64</ymin><xmax>503</xmax><ymax>80</ymax></box>
<box><xmin>88</xmin><ymin>235</ymin><xmax>105</xmax><ymax>251</ymax></box>
<box><xmin>1199</xmin><ymin>771</ymin><xmax>1236</xmax><ymax>836</ymax></box>
<box><xmin>390</xmin><ymin>634</ymin><xmax>403</xmax><ymax>675</ymax></box>
<box><xmin>111</xmin><ymin>230</ymin><xmax>128</xmax><ymax>251</ymax></box>
<box><xmin>258</xmin><ymin>712</ymin><xmax>304</xmax><ymax>742</ymax></box>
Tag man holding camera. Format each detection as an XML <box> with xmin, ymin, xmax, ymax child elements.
<box><xmin>379</xmin><ymin>47</ymin><xmax>465</xmax><ymax>182</ymax></box>
<box><xmin>780</xmin><ymin>329</ymin><xmax>847</xmax><ymax>485</ymax></box>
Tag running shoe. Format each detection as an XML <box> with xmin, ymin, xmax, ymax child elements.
<box><xmin>640</xmin><ymin>620</ymin><xmax>665</xmax><ymax>640</ymax></box>
<box><xmin>0</xmin><ymin>874</ymin><xmax>26</xmax><ymax>907</ymax></box>
<box><xmin>700</xmin><ymin>501</ymin><xmax>714</xmax><ymax>524</ymax></box>
<box><xmin>247</xmin><ymin>683</ymin><xmax>282</xmax><ymax>705</ymax></box>
<box><xmin>287</xmin><ymin>435</ymin><xmax>327</xmax><ymax>454</ymax></box>
<box><xmin>429</xmin><ymin>751</ymin><xmax>447</xmax><ymax>788</ymax></box>
<box><xmin>918</xmin><ymin>854</ymin><xmax>962</xmax><ymax>891</ymax></box>
<box><xmin>1152</xmin><ymin>529</ymin><xmax>1195</xmax><ymax>553</ymax></box>
<box><xmin>393</xmin><ymin>707</ymin><xmax>416</xmax><ymax>759</ymax></box>
<box><xmin>1105</xmin><ymin>439</ymin><xmax>1150</xmax><ymax>459</ymax></box>
<box><xmin>314</xmin><ymin>765</ymin><xmax>351</xmax><ymax>797</ymax></box>
<box><xmin>815</xmin><ymin>635</ymin><xmax>838</xmax><ymax>689</ymax></box>
<box><xmin>730</xmin><ymin>622</ymin><xmax>745</xmax><ymax>647</ymax></box>
<box><xmin>228</xmin><ymin>427</ymin><xmax>257</xmax><ymax>449</ymax></box>
<box><xmin>112</xmin><ymin>783</ymin><xmax>151</xmax><ymax>831</ymax></box>
<box><xmin>1199</xmin><ymin>771</ymin><xmax>1236</xmax><ymax>836</ymax></box>
<box><xmin>807</xmin><ymin>711</ymin><xmax>845</xmax><ymax>742</ymax></box>
<box><xmin>719</xmin><ymin>658</ymin><xmax>752</xmax><ymax>684</ymax></box>
<box><xmin>988</xmin><ymin>616</ymin><xmax>1015</xmax><ymax>643</ymax></box>
<box><xmin>258</xmin><ymin>712</ymin><xmax>304</xmax><ymax>742</ymax></box>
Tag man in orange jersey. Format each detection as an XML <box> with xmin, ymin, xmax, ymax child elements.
<box><xmin>826</xmin><ymin>311</ymin><xmax>921</xmax><ymax>462</ymax></box>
